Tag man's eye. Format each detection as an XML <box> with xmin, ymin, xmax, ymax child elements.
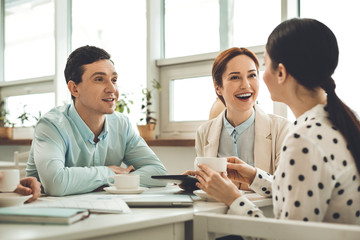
<box><xmin>112</xmin><ymin>78</ymin><xmax>117</xmax><ymax>83</ymax></box>
<box><xmin>230</xmin><ymin>76</ymin><xmax>239</xmax><ymax>80</ymax></box>
<box><xmin>95</xmin><ymin>78</ymin><xmax>103</xmax><ymax>81</ymax></box>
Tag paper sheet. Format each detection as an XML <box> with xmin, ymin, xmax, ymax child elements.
<box><xmin>25</xmin><ymin>194</ymin><xmax>131</xmax><ymax>214</ymax></box>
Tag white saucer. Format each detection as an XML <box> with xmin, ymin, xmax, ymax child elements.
<box><xmin>193</xmin><ymin>190</ymin><xmax>216</xmax><ymax>201</ymax></box>
<box><xmin>104</xmin><ymin>186</ymin><xmax>148</xmax><ymax>194</ymax></box>
<box><xmin>0</xmin><ymin>193</ymin><xmax>33</xmax><ymax>207</ymax></box>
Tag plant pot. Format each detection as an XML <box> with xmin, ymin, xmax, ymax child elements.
<box><xmin>12</xmin><ymin>127</ymin><xmax>35</xmax><ymax>140</ymax></box>
<box><xmin>137</xmin><ymin>123</ymin><xmax>156</xmax><ymax>140</ymax></box>
<box><xmin>0</xmin><ymin>127</ymin><xmax>13</xmax><ymax>139</ymax></box>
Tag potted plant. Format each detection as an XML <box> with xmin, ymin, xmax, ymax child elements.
<box><xmin>0</xmin><ymin>100</ymin><xmax>14</xmax><ymax>139</ymax></box>
<box><xmin>137</xmin><ymin>79</ymin><xmax>162</xmax><ymax>140</ymax></box>
<box><xmin>115</xmin><ymin>93</ymin><xmax>134</xmax><ymax>114</ymax></box>
<box><xmin>12</xmin><ymin>105</ymin><xmax>35</xmax><ymax>140</ymax></box>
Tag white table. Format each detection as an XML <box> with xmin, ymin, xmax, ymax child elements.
<box><xmin>0</xmin><ymin>186</ymin><xmax>272</xmax><ymax>240</ymax></box>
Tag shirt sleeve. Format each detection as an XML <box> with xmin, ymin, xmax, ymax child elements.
<box><xmin>121</xmin><ymin>118</ymin><xmax>168</xmax><ymax>187</ymax></box>
<box><xmin>273</xmin><ymin>134</ymin><xmax>333</xmax><ymax>221</ymax></box>
<box><xmin>228</xmin><ymin>195</ymin><xmax>265</xmax><ymax>218</ymax></box>
<box><xmin>228</xmin><ymin>168</ymin><xmax>272</xmax><ymax>217</ymax></box>
<box><xmin>32</xmin><ymin>119</ymin><xmax>113</xmax><ymax>196</ymax></box>
<box><xmin>249</xmin><ymin>168</ymin><xmax>273</xmax><ymax>197</ymax></box>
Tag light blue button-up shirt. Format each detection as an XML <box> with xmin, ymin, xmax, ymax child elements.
<box><xmin>218</xmin><ymin>110</ymin><xmax>255</xmax><ymax>166</ymax></box>
<box><xmin>26</xmin><ymin>103</ymin><xmax>167</xmax><ymax>196</ymax></box>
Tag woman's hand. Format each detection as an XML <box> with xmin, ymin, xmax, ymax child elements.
<box><xmin>108</xmin><ymin>165</ymin><xmax>135</xmax><ymax>174</ymax></box>
<box><xmin>226</xmin><ymin>157</ymin><xmax>257</xmax><ymax>185</ymax></box>
<box><xmin>179</xmin><ymin>170</ymin><xmax>197</xmax><ymax>192</ymax></box>
<box><xmin>195</xmin><ymin>164</ymin><xmax>242</xmax><ymax>206</ymax></box>
<box><xmin>182</xmin><ymin>170</ymin><xmax>196</xmax><ymax>176</ymax></box>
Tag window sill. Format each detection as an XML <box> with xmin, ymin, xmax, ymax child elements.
<box><xmin>0</xmin><ymin>139</ymin><xmax>32</xmax><ymax>146</ymax></box>
<box><xmin>0</xmin><ymin>138</ymin><xmax>195</xmax><ymax>147</ymax></box>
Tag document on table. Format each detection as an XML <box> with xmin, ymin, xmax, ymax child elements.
<box><xmin>25</xmin><ymin>194</ymin><xmax>131</xmax><ymax>214</ymax></box>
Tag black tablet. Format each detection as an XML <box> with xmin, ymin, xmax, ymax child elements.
<box><xmin>151</xmin><ymin>175</ymin><xmax>199</xmax><ymax>191</ymax></box>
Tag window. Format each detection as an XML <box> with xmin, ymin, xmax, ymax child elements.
<box><xmin>164</xmin><ymin>0</ymin><xmax>220</xmax><ymax>58</ymax></box>
<box><xmin>1</xmin><ymin>0</ymin><xmax>55</xmax><ymax>126</ymax></box>
<box><xmin>72</xmin><ymin>0</ymin><xmax>147</xmax><ymax>126</ymax></box>
<box><xmin>300</xmin><ymin>0</ymin><xmax>360</xmax><ymax>115</ymax></box>
<box><xmin>233</xmin><ymin>0</ymin><xmax>281</xmax><ymax>47</ymax></box>
<box><xmin>0</xmin><ymin>0</ymin><xmax>147</xmax><ymax>129</ymax></box>
<box><xmin>170</xmin><ymin>76</ymin><xmax>215</xmax><ymax>122</ymax></box>
<box><xmin>160</xmin><ymin>0</ymin><xmax>280</xmax><ymax>138</ymax></box>
<box><xmin>7</xmin><ymin>93</ymin><xmax>54</xmax><ymax>126</ymax></box>
<box><xmin>257</xmin><ymin>71</ymin><xmax>273</xmax><ymax>115</ymax></box>
<box><xmin>4</xmin><ymin>0</ymin><xmax>54</xmax><ymax>81</ymax></box>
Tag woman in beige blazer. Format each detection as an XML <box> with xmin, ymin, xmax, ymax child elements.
<box><xmin>195</xmin><ymin>47</ymin><xmax>290</xmax><ymax>177</ymax></box>
<box><xmin>196</xmin><ymin>104</ymin><xmax>289</xmax><ymax>175</ymax></box>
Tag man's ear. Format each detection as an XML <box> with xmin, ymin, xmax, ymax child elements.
<box><xmin>277</xmin><ymin>63</ymin><xmax>288</xmax><ymax>85</ymax></box>
<box><xmin>68</xmin><ymin>80</ymin><xmax>79</xmax><ymax>98</ymax></box>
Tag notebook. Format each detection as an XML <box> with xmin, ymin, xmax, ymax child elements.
<box><xmin>26</xmin><ymin>194</ymin><xmax>131</xmax><ymax>213</ymax></box>
<box><xmin>123</xmin><ymin>194</ymin><xmax>194</xmax><ymax>207</ymax></box>
<box><xmin>0</xmin><ymin>207</ymin><xmax>90</xmax><ymax>225</ymax></box>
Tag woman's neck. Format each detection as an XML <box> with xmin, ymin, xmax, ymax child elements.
<box><xmin>226</xmin><ymin>107</ymin><xmax>254</xmax><ymax>127</ymax></box>
<box><xmin>287</xmin><ymin>87</ymin><xmax>327</xmax><ymax>119</ymax></box>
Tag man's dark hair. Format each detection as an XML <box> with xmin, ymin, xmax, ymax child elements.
<box><xmin>64</xmin><ymin>45</ymin><xmax>112</xmax><ymax>101</ymax></box>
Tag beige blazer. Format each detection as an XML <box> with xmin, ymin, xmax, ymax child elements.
<box><xmin>195</xmin><ymin>105</ymin><xmax>291</xmax><ymax>174</ymax></box>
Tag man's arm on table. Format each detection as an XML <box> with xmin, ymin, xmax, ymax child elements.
<box><xmin>122</xmin><ymin>124</ymin><xmax>168</xmax><ymax>187</ymax></box>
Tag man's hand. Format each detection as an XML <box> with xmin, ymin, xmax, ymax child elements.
<box><xmin>14</xmin><ymin>177</ymin><xmax>42</xmax><ymax>203</ymax></box>
<box><xmin>108</xmin><ymin>165</ymin><xmax>135</xmax><ymax>174</ymax></box>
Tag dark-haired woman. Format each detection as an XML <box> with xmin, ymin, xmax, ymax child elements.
<box><xmin>195</xmin><ymin>18</ymin><xmax>360</xmax><ymax>224</ymax></box>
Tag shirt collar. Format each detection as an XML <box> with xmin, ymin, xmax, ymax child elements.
<box><xmin>294</xmin><ymin>104</ymin><xmax>328</xmax><ymax>126</ymax></box>
<box><xmin>223</xmin><ymin>108</ymin><xmax>255</xmax><ymax>137</ymax></box>
<box><xmin>68</xmin><ymin>103</ymin><xmax>109</xmax><ymax>143</ymax></box>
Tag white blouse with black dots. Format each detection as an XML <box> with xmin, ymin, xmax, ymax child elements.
<box><xmin>228</xmin><ymin>104</ymin><xmax>360</xmax><ymax>224</ymax></box>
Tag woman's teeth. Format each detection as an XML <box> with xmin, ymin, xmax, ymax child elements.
<box><xmin>236</xmin><ymin>93</ymin><xmax>252</xmax><ymax>99</ymax></box>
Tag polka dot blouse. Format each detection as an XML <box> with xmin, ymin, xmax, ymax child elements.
<box><xmin>228</xmin><ymin>104</ymin><xmax>360</xmax><ymax>224</ymax></box>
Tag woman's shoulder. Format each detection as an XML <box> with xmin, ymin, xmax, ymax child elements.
<box><xmin>197</xmin><ymin>111</ymin><xmax>224</xmax><ymax>134</ymax></box>
<box><xmin>254</xmin><ymin>105</ymin><xmax>292</xmax><ymax>127</ymax></box>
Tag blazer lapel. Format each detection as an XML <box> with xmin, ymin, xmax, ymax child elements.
<box><xmin>254</xmin><ymin>105</ymin><xmax>272</xmax><ymax>173</ymax></box>
<box><xmin>204</xmin><ymin>110</ymin><xmax>225</xmax><ymax>157</ymax></box>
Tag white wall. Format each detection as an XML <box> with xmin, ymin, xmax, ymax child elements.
<box><xmin>0</xmin><ymin>145</ymin><xmax>31</xmax><ymax>162</ymax></box>
<box><xmin>0</xmin><ymin>145</ymin><xmax>197</xmax><ymax>174</ymax></box>
<box><xmin>151</xmin><ymin>146</ymin><xmax>196</xmax><ymax>174</ymax></box>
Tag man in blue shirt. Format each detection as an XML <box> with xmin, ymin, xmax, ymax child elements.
<box><xmin>26</xmin><ymin>46</ymin><xmax>167</xmax><ymax>196</ymax></box>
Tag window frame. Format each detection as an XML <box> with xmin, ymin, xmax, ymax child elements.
<box><xmin>156</xmin><ymin>0</ymin><xmax>296</xmax><ymax>139</ymax></box>
<box><xmin>0</xmin><ymin>0</ymin><xmax>71</xmax><ymax>106</ymax></box>
<box><xmin>0</xmin><ymin>0</ymin><xmax>298</xmax><ymax>139</ymax></box>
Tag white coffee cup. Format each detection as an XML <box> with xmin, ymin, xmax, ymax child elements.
<box><xmin>194</xmin><ymin>157</ymin><xmax>227</xmax><ymax>173</ymax></box>
<box><xmin>0</xmin><ymin>169</ymin><xmax>20</xmax><ymax>192</ymax></box>
<box><xmin>107</xmin><ymin>174</ymin><xmax>140</xmax><ymax>189</ymax></box>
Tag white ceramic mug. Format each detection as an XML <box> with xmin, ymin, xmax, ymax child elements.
<box><xmin>0</xmin><ymin>169</ymin><xmax>20</xmax><ymax>192</ymax></box>
<box><xmin>194</xmin><ymin>157</ymin><xmax>227</xmax><ymax>173</ymax></box>
<box><xmin>107</xmin><ymin>174</ymin><xmax>140</xmax><ymax>189</ymax></box>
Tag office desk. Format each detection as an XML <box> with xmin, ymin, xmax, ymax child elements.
<box><xmin>0</xmin><ymin>186</ymin><xmax>272</xmax><ymax>240</ymax></box>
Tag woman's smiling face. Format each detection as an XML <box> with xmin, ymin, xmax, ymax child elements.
<box><xmin>216</xmin><ymin>54</ymin><xmax>259</xmax><ymax>114</ymax></box>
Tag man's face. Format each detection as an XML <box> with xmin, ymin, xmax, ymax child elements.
<box><xmin>72</xmin><ymin>59</ymin><xmax>119</xmax><ymax>117</ymax></box>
